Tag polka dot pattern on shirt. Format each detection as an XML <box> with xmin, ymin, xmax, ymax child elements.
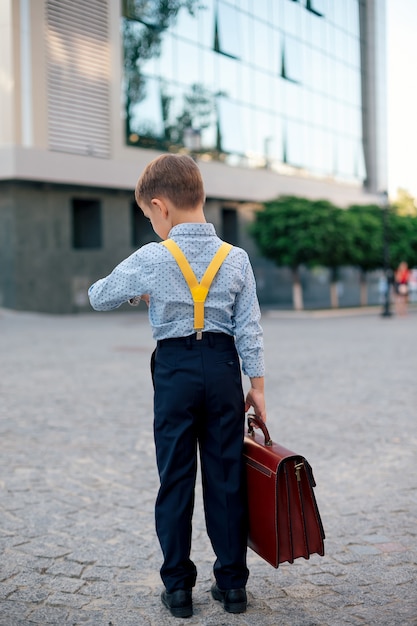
<box><xmin>88</xmin><ymin>223</ymin><xmax>264</xmax><ymax>377</ymax></box>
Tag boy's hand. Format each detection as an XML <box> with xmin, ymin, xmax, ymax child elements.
<box><xmin>128</xmin><ymin>295</ymin><xmax>150</xmax><ymax>307</ymax></box>
<box><xmin>245</xmin><ymin>377</ymin><xmax>266</xmax><ymax>423</ymax></box>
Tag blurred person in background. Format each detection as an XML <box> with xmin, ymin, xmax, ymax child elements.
<box><xmin>394</xmin><ymin>261</ymin><xmax>411</xmax><ymax>316</ymax></box>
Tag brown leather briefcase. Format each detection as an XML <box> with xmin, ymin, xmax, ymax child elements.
<box><xmin>243</xmin><ymin>415</ymin><xmax>325</xmax><ymax>568</ymax></box>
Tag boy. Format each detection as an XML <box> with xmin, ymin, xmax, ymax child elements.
<box><xmin>88</xmin><ymin>154</ymin><xmax>266</xmax><ymax>618</ymax></box>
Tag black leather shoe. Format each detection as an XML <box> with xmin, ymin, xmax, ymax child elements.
<box><xmin>161</xmin><ymin>589</ymin><xmax>193</xmax><ymax>618</ymax></box>
<box><xmin>211</xmin><ymin>583</ymin><xmax>247</xmax><ymax>614</ymax></box>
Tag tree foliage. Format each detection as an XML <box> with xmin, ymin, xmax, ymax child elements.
<box><xmin>343</xmin><ymin>205</ymin><xmax>383</xmax><ymax>272</ymax></box>
<box><xmin>388</xmin><ymin>210</ymin><xmax>417</xmax><ymax>268</ymax></box>
<box><xmin>250</xmin><ymin>196</ymin><xmax>348</xmax><ymax>272</ymax></box>
<box><xmin>251</xmin><ymin>195</ymin><xmax>417</xmax><ymax>275</ymax></box>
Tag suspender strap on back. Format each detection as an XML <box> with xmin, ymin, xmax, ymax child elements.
<box><xmin>161</xmin><ymin>239</ymin><xmax>232</xmax><ymax>336</ymax></box>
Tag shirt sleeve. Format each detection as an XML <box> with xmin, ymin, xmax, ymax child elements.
<box><xmin>233</xmin><ymin>255</ymin><xmax>265</xmax><ymax>378</ymax></box>
<box><xmin>88</xmin><ymin>248</ymin><xmax>151</xmax><ymax>311</ymax></box>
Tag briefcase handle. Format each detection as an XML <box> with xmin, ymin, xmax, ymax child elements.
<box><xmin>247</xmin><ymin>414</ymin><xmax>273</xmax><ymax>446</ymax></box>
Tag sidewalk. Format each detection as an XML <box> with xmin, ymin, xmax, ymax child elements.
<box><xmin>1</xmin><ymin>308</ymin><xmax>416</xmax><ymax>625</ymax></box>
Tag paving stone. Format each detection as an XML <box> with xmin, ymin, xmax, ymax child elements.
<box><xmin>1</xmin><ymin>308</ymin><xmax>417</xmax><ymax>625</ymax></box>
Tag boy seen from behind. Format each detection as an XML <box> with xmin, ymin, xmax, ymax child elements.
<box><xmin>88</xmin><ymin>154</ymin><xmax>266</xmax><ymax>618</ymax></box>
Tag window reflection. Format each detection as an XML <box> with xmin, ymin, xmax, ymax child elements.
<box><xmin>286</xmin><ymin>120</ymin><xmax>305</xmax><ymax>168</ymax></box>
<box><xmin>217</xmin><ymin>96</ymin><xmax>244</xmax><ymax>155</ymax></box>
<box><xmin>176</xmin><ymin>38</ymin><xmax>200</xmax><ymax>86</ymax></box>
<box><xmin>214</xmin><ymin>1</ymin><xmax>241</xmax><ymax>59</ymax></box>
<box><xmin>283</xmin><ymin>35</ymin><xmax>303</xmax><ymax>83</ymax></box>
<box><xmin>216</xmin><ymin>54</ymin><xmax>240</xmax><ymax>100</ymax></box>
<box><xmin>130</xmin><ymin>75</ymin><xmax>164</xmax><ymax>143</ymax></box>
<box><xmin>252</xmin><ymin>20</ymin><xmax>270</xmax><ymax>71</ymax></box>
<box><xmin>122</xmin><ymin>0</ymin><xmax>366</xmax><ymax>184</ymax></box>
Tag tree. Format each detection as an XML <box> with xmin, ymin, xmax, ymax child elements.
<box><xmin>163</xmin><ymin>83</ymin><xmax>216</xmax><ymax>147</ymax></box>
<box><xmin>343</xmin><ymin>205</ymin><xmax>383</xmax><ymax>305</ymax></box>
<box><xmin>250</xmin><ymin>196</ymin><xmax>346</xmax><ymax>310</ymax></box>
<box><xmin>388</xmin><ymin>210</ymin><xmax>417</xmax><ymax>269</ymax></box>
<box><xmin>311</xmin><ymin>200</ymin><xmax>351</xmax><ymax>308</ymax></box>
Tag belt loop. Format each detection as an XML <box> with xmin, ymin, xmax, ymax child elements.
<box><xmin>185</xmin><ymin>336</ymin><xmax>192</xmax><ymax>349</ymax></box>
<box><xmin>208</xmin><ymin>333</ymin><xmax>214</xmax><ymax>348</ymax></box>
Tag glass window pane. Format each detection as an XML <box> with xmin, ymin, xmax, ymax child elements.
<box><xmin>157</xmin><ymin>32</ymin><xmax>176</xmax><ymax>83</ymax></box>
<box><xmin>271</xmin><ymin>0</ymin><xmax>282</xmax><ymax>28</ymax></box>
<box><xmin>253</xmin><ymin>2</ymin><xmax>271</xmax><ymax>23</ymax></box>
<box><xmin>72</xmin><ymin>199</ymin><xmax>102</xmax><ymax>249</ymax></box>
<box><xmin>253</xmin><ymin>71</ymin><xmax>272</xmax><ymax>109</ymax></box>
<box><xmin>311</xmin><ymin>0</ymin><xmax>327</xmax><ymax>17</ymax></box>
<box><xmin>286</xmin><ymin>120</ymin><xmax>304</xmax><ymax>167</ymax></box>
<box><xmin>197</xmin><ymin>0</ymin><xmax>214</xmax><ymax>48</ymax></box>
<box><xmin>310</xmin><ymin>48</ymin><xmax>327</xmax><ymax>93</ymax></box>
<box><xmin>163</xmin><ymin>83</ymin><xmax>216</xmax><ymax>148</ymax></box>
<box><xmin>333</xmin><ymin>3</ymin><xmax>347</xmax><ymax>29</ymax></box>
<box><xmin>253</xmin><ymin>19</ymin><xmax>270</xmax><ymax>71</ymax></box>
<box><xmin>350</xmin><ymin>35</ymin><xmax>360</xmax><ymax>70</ymax></box>
<box><xmin>337</xmin><ymin>137</ymin><xmax>355</xmax><ymax>177</ymax></box>
<box><xmin>238</xmin><ymin>12</ymin><xmax>252</xmax><ymax>65</ymax></box>
<box><xmin>283</xmin><ymin>80</ymin><xmax>303</xmax><ymax>121</ymax></box>
<box><xmin>315</xmin><ymin>129</ymin><xmax>334</xmax><ymax>174</ymax></box>
<box><xmin>216</xmin><ymin>1</ymin><xmax>241</xmax><ymax>58</ymax></box>
<box><xmin>238</xmin><ymin>105</ymin><xmax>252</xmax><ymax>160</ymax></box>
<box><xmin>266</xmin><ymin>118</ymin><xmax>283</xmax><ymax>166</ymax></box>
<box><xmin>285</xmin><ymin>35</ymin><xmax>303</xmax><ymax>83</ymax></box>
<box><xmin>216</xmin><ymin>55</ymin><xmax>240</xmax><ymax>100</ymax></box>
<box><xmin>252</xmin><ymin>111</ymin><xmax>275</xmax><ymax>160</ymax></box>
<box><xmin>173</xmin><ymin>3</ymin><xmax>200</xmax><ymax>43</ymax></box>
<box><xmin>176</xmin><ymin>38</ymin><xmax>200</xmax><ymax>86</ymax></box>
<box><xmin>131</xmin><ymin>75</ymin><xmax>164</xmax><ymax>139</ymax></box>
<box><xmin>270</xmin><ymin>28</ymin><xmax>282</xmax><ymax>76</ymax></box>
<box><xmin>305</xmin><ymin>10</ymin><xmax>326</xmax><ymax>48</ymax></box>
<box><xmin>239</xmin><ymin>64</ymin><xmax>253</xmax><ymax>106</ymax></box>
<box><xmin>283</xmin><ymin>0</ymin><xmax>301</xmax><ymax>37</ymax></box>
<box><xmin>347</xmin><ymin>0</ymin><xmax>360</xmax><ymax>36</ymax></box>
<box><xmin>310</xmin><ymin>92</ymin><xmax>328</xmax><ymax>129</ymax></box>
<box><xmin>217</xmin><ymin>97</ymin><xmax>245</xmax><ymax>154</ymax></box>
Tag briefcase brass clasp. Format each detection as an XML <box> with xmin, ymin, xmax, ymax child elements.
<box><xmin>294</xmin><ymin>462</ymin><xmax>304</xmax><ymax>482</ymax></box>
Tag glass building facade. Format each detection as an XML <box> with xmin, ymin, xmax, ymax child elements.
<box><xmin>123</xmin><ymin>0</ymin><xmax>365</xmax><ymax>185</ymax></box>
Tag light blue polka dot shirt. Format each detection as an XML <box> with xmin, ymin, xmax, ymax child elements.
<box><xmin>88</xmin><ymin>223</ymin><xmax>264</xmax><ymax>378</ymax></box>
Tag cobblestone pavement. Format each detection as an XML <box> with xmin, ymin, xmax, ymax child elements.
<box><xmin>1</xmin><ymin>306</ymin><xmax>416</xmax><ymax>626</ymax></box>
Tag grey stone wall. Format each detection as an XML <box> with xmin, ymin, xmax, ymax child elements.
<box><xmin>0</xmin><ymin>182</ymin><xmax>383</xmax><ymax>314</ymax></box>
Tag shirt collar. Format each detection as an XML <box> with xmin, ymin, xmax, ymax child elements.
<box><xmin>168</xmin><ymin>223</ymin><xmax>216</xmax><ymax>238</ymax></box>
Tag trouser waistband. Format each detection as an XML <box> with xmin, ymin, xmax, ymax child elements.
<box><xmin>157</xmin><ymin>332</ymin><xmax>234</xmax><ymax>348</ymax></box>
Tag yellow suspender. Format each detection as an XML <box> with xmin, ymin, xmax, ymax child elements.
<box><xmin>161</xmin><ymin>239</ymin><xmax>232</xmax><ymax>335</ymax></box>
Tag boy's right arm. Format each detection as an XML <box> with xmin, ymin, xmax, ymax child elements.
<box><xmin>88</xmin><ymin>252</ymin><xmax>146</xmax><ymax>311</ymax></box>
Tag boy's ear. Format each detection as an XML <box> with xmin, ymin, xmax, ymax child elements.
<box><xmin>151</xmin><ymin>197</ymin><xmax>169</xmax><ymax>218</ymax></box>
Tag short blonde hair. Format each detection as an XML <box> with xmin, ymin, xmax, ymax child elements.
<box><xmin>135</xmin><ymin>154</ymin><xmax>205</xmax><ymax>210</ymax></box>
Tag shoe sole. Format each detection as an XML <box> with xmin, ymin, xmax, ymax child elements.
<box><xmin>211</xmin><ymin>586</ymin><xmax>247</xmax><ymax>614</ymax></box>
<box><xmin>161</xmin><ymin>594</ymin><xmax>193</xmax><ymax>618</ymax></box>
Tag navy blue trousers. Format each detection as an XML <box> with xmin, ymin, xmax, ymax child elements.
<box><xmin>151</xmin><ymin>332</ymin><xmax>249</xmax><ymax>593</ymax></box>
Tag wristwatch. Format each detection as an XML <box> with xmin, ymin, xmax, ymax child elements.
<box><xmin>128</xmin><ymin>296</ymin><xmax>141</xmax><ymax>306</ymax></box>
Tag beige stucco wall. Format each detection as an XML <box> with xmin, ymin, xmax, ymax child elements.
<box><xmin>0</xmin><ymin>0</ymin><xmax>15</xmax><ymax>146</ymax></box>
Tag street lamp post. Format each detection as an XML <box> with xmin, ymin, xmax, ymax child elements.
<box><xmin>381</xmin><ymin>190</ymin><xmax>392</xmax><ymax>317</ymax></box>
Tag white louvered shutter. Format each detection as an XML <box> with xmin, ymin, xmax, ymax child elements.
<box><xmin>46</xmin><ymin>0</ymin><xmax>111</xmax><ymax>158</ymax></box>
